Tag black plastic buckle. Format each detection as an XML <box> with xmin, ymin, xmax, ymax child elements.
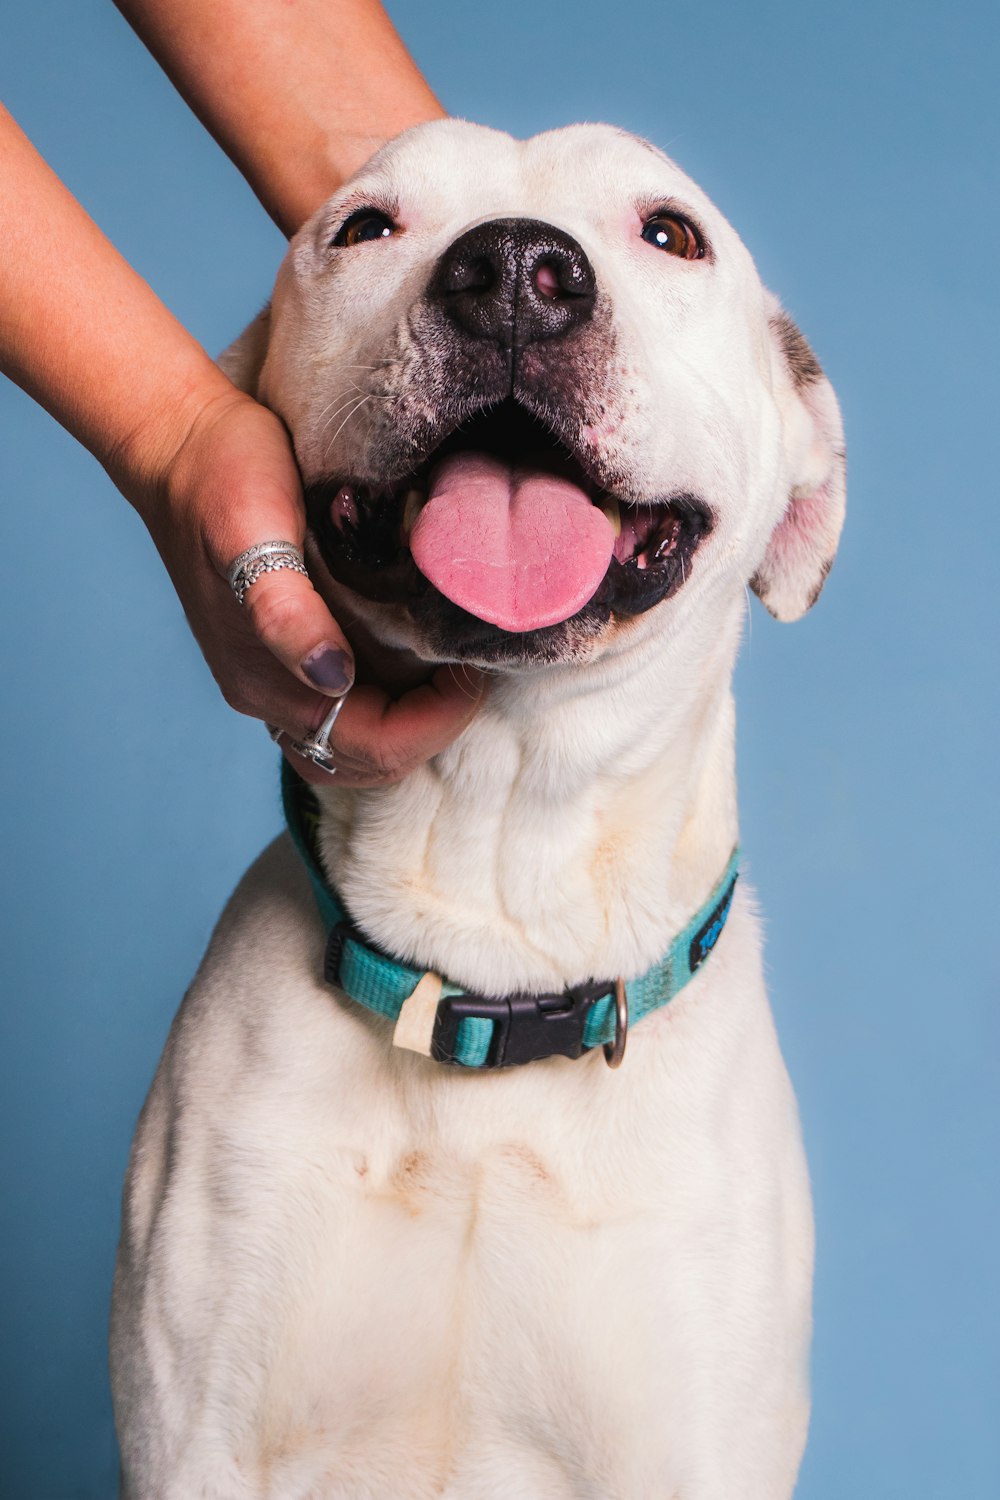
<box><xmin>430</xmin><ymin>978</ymin><xmax>615</xmax><ymax>1068</ymax></box>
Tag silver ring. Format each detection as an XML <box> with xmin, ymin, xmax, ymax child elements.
<box><xmin>287</xmin><ymin>693</ymin><xmax>348</xmax><ymax>776</ymax></box>
<box><xmin>287</xmin><ymin>736</ymin><xmax>337</xmax><ymax>775</ymax></box>
<box><xmin>227</xmin><ymin>541</ymin><xmax>308</xmax><ymax>605</ymax></box>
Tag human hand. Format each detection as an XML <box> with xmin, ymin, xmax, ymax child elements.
<box><xmin>117</xmin><ymin>386</ymin><xmax>486</xmax><ymax>786</ymax></box>
<box><xmin>1</xmin><ymin>102</ymin><xmax>481</xmax><ymax>789</ymax></box>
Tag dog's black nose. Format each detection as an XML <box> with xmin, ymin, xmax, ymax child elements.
<box><xmin>429</xmin><ymin>218</ymin><xmax>596</xmax><ymax>348</ymax></box>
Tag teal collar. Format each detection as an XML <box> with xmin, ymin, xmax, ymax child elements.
<box><xmin>282</xmin><ymin>762</ymin><xmax>740</xmax><ymax>1070</ymax></box>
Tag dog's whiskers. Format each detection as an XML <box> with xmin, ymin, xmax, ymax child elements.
<box><xmin>347</xmin><ymin>379</ymin><xmax>394</xmax><ymax>402</ymax></box>
<box><xmin>325</xmin><ymin>395</ymin><xmax>372</xmax><ymax>456</ymax></box>
<box><xmin>317</xmin><ymin>384</ymin><xmax>394</xmax><ymax>449</ymax></box>
<box><xmin>317</xmin><ymin>392</ymin><xmax>370</xmax><ymax>444</ymax></box>
<box><xmin>313</xmin><ymin>390</ymin><xmax>358</xmax><ymax>435</ymax></box>
<box><xmin>449</xmin><ymin>664</ymin><xmax>483</xmax><ymax>704</ymax></box>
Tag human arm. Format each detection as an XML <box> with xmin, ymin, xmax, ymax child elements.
<box><xmin>0</xmin><ymin>101</ymin><xmax>483</xmax><ymax>783</ymax></box>
<box><xmin>114</xmin><ymin>0</ymin><xmax>446</xmax><ymax>235</ymax></box>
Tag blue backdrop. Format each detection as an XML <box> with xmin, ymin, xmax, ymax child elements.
<box><xmin>1</xmin><ymin>2</ymin><xmax>997</xmax><ymax>1494</ymax></box>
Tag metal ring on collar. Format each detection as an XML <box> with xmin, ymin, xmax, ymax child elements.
<box><xmin>603</xmin><ymin>977</ymin><xmax>629</xmax><ymax>1068</ymax></box>
<box><xmin>227</xmin><ymin>540</ymin><xmax>308</xmax><ymax>605</ymax></box>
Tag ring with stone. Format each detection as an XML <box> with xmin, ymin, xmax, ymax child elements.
<box><xmin>227</xmin><ymin>541</ymin><xmax>308</xmax><ymax>605</ymax></box>
<box><xmin>286</xmin><ymin>694</ymin><xmax>348</xmax><ymax>776</ymax></box>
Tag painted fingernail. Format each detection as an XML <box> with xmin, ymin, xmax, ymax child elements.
<box><xmin>302</xmin><ymin>646</ymin><xmax>353</xmax><ymax>695</ymax></box>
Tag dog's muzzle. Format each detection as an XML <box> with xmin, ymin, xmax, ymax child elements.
<box><xmin>303</xmin><ymin>216</ymin><xmax>712</xmax><ymax>662</ymax></box>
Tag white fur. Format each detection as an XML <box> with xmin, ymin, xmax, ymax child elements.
<box><xmin>112</xmin><ymin>122</ymin><xmax>843</xmax><ymax>1499</ymax></box>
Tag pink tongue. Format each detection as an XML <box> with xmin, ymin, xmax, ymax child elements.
<box><xmin>409</xmin><ymin>451</ymin><xmax>615</xmax><ymax>632</ymax></box>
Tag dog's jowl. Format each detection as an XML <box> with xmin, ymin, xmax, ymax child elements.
<box><xmin>111</xmin><ymin>122</ymin><xmax>845</xmax><ymax>1500</ymax></box>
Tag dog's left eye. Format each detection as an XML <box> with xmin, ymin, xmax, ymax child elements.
<box><xmin>332</xmin><ymin>209</ymin><xmax>398</xmax><ymax>248</ymax></box>
<box><xmin>640</xmin><ymin>213</ymin><xmax>704</xmax><ymax>260</ymax></box>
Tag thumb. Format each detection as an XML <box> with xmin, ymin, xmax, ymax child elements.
<box><xmin>240</xmin><ymin>563</ymin><xmax>355</xmax><ymax>698</ymax></box>
<box><xmin>200</xmin><ymin>407</ymin><xmax>357</xmax><ymax>697</ymax></box>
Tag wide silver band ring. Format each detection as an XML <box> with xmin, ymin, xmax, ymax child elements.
<box><xmin>228</xmin><ymin>541</ymin><xmax>308</xmax><ymax>605</ymax></box>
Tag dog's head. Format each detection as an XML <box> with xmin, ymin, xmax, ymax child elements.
<box><xmin>223</xmin><ymin>121</ymin><xmax>845</xmax><ymax>669</ymax></box>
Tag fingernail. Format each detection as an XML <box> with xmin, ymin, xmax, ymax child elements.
<box><xmin>302</xmin><ymin>646</ymin><xmax>353</xmax><ymax>694</ymax></box>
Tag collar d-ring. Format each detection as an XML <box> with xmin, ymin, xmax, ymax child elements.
<box><xmin>603</xmin><ymin>977</ymin><xmax>629</xmax><ymax>1068</ymax></box>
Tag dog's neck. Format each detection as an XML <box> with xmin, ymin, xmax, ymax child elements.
<box><xmin>316</xmin><ymin>596</ymin><xmax>744</xmax><ymax>995</ymax></box>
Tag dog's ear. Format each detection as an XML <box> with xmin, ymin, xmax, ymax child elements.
<box><xmin>750</xmin><ymin>300</ymin><xmax>846</xmax><ymax>621</ymax></box>
<box><xmin>217</xmin><ymin>305</ymin><xmax>272</xmax><ymax>397</ymax></box>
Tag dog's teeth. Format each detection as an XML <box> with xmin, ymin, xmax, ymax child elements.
<box><xmin>598</xmin><ymin>497</ymin><xmax>621</xmax><ymax>536</ymax></box>
<box><xmin>402</xmin><ymin>488</ymin><xmax>425</xmax><ymax>535</ymax></box>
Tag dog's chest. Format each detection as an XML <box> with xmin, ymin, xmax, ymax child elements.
<box><xmin>243</xmin><ymin>1093</ymin><xmax>682</xmax><ymax>1495</ymax></box>
<box><xmin>118</xmin><ymin>878</ymin><xmax>811</xmax><ymax>1498</ymax></box>
<box><xmin>189</xmin><ymin>979</ymin><xmax>809</xmax><ymax>1499</ymax></box>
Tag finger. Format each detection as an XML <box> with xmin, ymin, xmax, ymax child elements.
<box><xmin>240</xmin><ymin>566</ymin><xmax>355</xmax><ymax>699</ymax></box>
<box><xmin>326</xmin><ymin>666</ymin><xmax>488</xmax><ymax>785</ymax></box>
<box><xmin>278</xmin><ymin>666</ymin><xmax>487</xmax><ymax>787</ymax></box>
<box><xmin>279</xmin><ymin>738</ymin><xmax>348</xmax><ymax>787</ymax></box>
<box><xmin>192</xmin><ymin>579</ymin><xmax>338</xmax><ymax>734</ymax></box>
<box><xmin>213</xmin><ymin>642</ymin><xmax>338</xmax><ymax>736</ymax></box>
<box><xmin>188</xmin><ymin>408</ymin><xmax>357</xmax><ymax>700</ymax></box>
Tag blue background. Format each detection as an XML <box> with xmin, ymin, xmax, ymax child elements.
<box><xmin>1</xmin><ymin>1</ymin><xmax>997</xmax><ymax>1494</ymax></box>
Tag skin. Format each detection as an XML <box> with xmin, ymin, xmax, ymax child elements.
<box><xmin>0</xmin><ymin>1</ymin><xmax>486</xmax><ymax>786</ymax></box>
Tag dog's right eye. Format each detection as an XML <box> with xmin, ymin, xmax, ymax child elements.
<box><xmin>640</xmin><ymin>212</ymin><xmax>704</xmax><ymax>260</ymax></box>
<box><xmin>332</xmin><ymin>209</ymin><xmax>398</xmax><ymax>248</ymax></box>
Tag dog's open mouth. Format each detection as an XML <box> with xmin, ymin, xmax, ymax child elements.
<box><xmin>304</xmin><ymin>399</ymin><xmax>710</xmax><ymax>642</ymax></box>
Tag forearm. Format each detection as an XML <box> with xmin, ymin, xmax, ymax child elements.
<box><xmin>0</xmin><ymin>104</ymin><xmax>235</xmax><ymax>494</ymax></box>
<box><xmin>114</xmin><ymin>0</ymin><xmax>445</xmax><ymax>235</ymax></box>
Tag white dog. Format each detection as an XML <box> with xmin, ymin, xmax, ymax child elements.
<box><xmin>111</xmin><ymin>121</ymin><xmax>845</xmax><ymax>1500</ymax></box>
